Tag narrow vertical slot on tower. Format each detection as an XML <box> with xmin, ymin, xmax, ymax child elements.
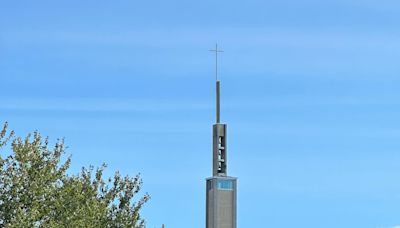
<box><xmin>217</xmin><ymin>135</ymin><xmax>226</xmax><ymax>175</ymax></box>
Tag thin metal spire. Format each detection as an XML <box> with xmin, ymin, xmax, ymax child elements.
<box><xmin>216</xmin><ymin>81</ymin><xmax>220</xmax><ymax>123</ymax></box>
<box><xmin>209</xmin><ymin>44</ymin><xmax>223</xmax><ymax>123</ymax></box>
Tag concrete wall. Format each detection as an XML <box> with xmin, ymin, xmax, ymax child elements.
<box><xmin>206</xmin><ymin>177</ymin><xmax>237</xmax><ymax>228</ymax></box>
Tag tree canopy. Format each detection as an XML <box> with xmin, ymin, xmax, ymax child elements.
<box><xmin>0</xmin><ymin>122</ymin><xmax>149</xmax><ymax>227</ymax></box>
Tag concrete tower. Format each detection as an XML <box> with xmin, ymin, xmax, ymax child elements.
<box><xmin>206</xmin><ymin>45</ymin><xmax>237</xmax><ymax>228</ymax></box>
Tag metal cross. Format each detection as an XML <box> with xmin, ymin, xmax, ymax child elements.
<box><xmin>209</xmin><ymin>43</ymin><xmax>224</xmax><ymax>81</ymax></box>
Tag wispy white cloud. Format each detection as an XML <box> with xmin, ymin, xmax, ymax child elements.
<box><xmin>1</xmin><ymin>94</ymin><xmax>400</xmax><ymax>113</ymax></box>
<box><xmin>0</xmin><ymin>98</ymin><xmax>211</xmax><ymax>112</ymax></box>
<box><xmin>3</xmin><ymin>27</ymin><xmax>400</xmax><ymax>50</ymax></box>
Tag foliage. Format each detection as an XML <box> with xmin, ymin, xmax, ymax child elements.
<box><xmin>0</xmin><ymin>122</ymin><xmax>149</xmax><ymax>227</ymax></box>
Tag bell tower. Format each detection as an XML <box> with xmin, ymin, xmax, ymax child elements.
<box><xmin>206</xmin><ymin>45</ymin><xmax>237</xmax><ymax>228</ymax></box>
<box><xmin>213</xmin><ymin>80</ymin><xmax>227</xmax><ymax>177</ymax></box>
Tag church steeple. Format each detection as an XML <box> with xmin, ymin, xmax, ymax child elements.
<box><xmin>209</xmin><ymin>44</ymin><xmax>228</xmax><ymax>176</ymax></box>
<box><xmin>206</xmin><ymin>45</ymin><xmax>237</xmax><ymax>228</ymax></box>
<box><xmin>213</xmin><ymin>80</ymin><xmax>227</xmax><ymax>176</ymax></box>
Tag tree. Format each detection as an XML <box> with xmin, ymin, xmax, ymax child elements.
<box><xmin>0</xmin><ymin>122</ymin><xmax>150</xmax><ymax>227</ymax></box>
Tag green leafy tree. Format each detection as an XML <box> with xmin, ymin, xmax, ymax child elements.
<box><xmin>0</xmin><ymin>122</ymin><xmax>150</xmax><ymax>227</ymax></box>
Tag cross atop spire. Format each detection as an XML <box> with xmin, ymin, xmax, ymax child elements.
<box><xmin>209</xmin><ymin>43</ymin><xmax>224</xmax><ymax>81</ymax></box>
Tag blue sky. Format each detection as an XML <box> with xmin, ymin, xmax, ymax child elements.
<box><xmin>1</xmin><ymin>1</ymin><xmax>400</xmax><ymax>227</ymax></box>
